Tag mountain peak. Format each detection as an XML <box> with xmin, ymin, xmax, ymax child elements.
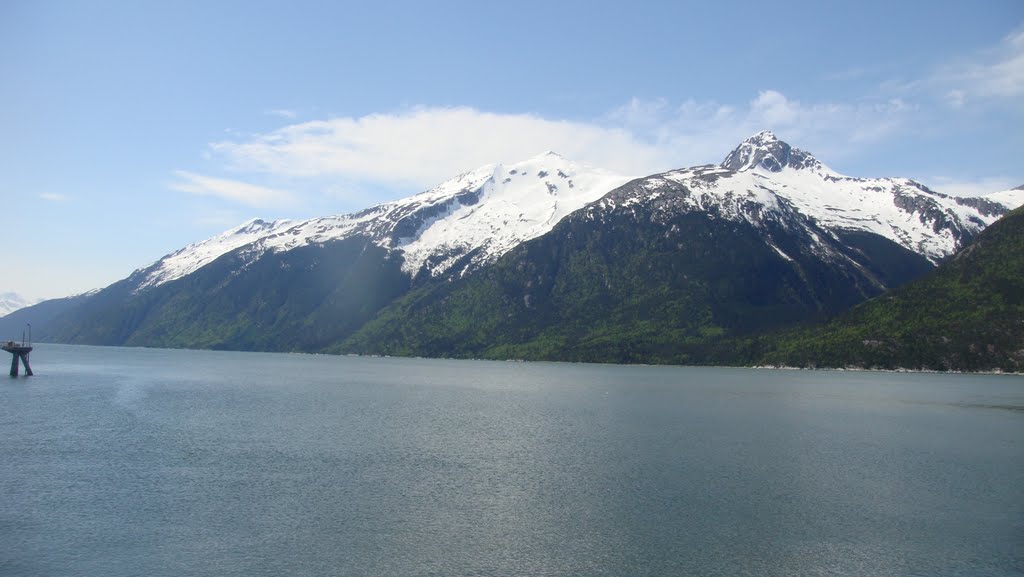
<box><xmin>750</xmin><ymin>130</ymin><xmax>780</xmax><ymax>143</ymax></box>
<box><xmin>522</xmin><ymin>150</ymin><xmax>566</xmax><ymax>163</ymax></box>
<box><xmin>721</xmin><ymin>131</ymin><xmax>821</xmax><ymax>173</ymax></box>
<box><xmin>233</xmin><ymin>218</ymin><xmax>278</xmax><ymax>234</ymax></box>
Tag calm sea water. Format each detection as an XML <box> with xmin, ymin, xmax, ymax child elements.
<box><xmin>1</xmin><ymin>344</ymin><xmax>1021</xmax><ymax>577</ymax></box>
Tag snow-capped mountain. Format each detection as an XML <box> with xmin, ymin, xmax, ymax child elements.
<box><xmin>568</xmin><ymin>132</ymin><xmax>1015</xmax><ymax>275</ymax></box>
<box><xmin>720</xmin><ymin>131</ymin><xmax>1012</xmax><ymax>262</ymax></box>
<box><xmin>0</xmin><ymin>292</ymin><xmax>40</xmax><ymax>318</ymax></box>
<box><xmin>339</xmin><ymin>138</ymin><xmax>1021</xmax><ymax>363</ymax></box>
<box><xmin>135</xmin><ymin>152</ymin><xmax>631</xmax><ymax>291</ymax></box>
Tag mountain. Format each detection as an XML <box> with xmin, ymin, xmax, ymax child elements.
<box><xmin>7</xmin><ymin>133</ymin><xmax>1019</xmax><ymax>364</ymax></box>
<box><xmin>0</xmin><ymin>292</ymin><xmax>43</xmax><ymax>318</ymax></box>
<box><xmin>758</xmin><ymin>204</ymin><xmax>1024</xmax><ymax>372</ymax></box>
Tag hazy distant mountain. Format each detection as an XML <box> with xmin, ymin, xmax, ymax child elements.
<box><xmin>0</xmin><ymin>292</ymin><xmax>40</xmax><ymax>318</ymax></box>
<box><xmin>6</xmin><ymin>132</ymin><xmax>1020</xmax><ymax>369</ymax></box>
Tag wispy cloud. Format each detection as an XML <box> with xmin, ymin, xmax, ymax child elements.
<box><xmin>606</xmin><ymin>91</ymin><xmax>915</xmax><ymax>164</ymax></box>
<box><xmin>38</xmin><ymin>192</ymin><xmax>70</xmax><ymax>202</ymax></box>
<box><xmin>191</xmin><ymin>208</ymin><xmax>248</xmax><ymax>228</ymax></box>
<box><xmin>170</xmin><ymin>171</ymin><xmax>294</xmax><ymax>208</ymax></box>
<box><xmin>945</xmin><ymin>89</ymin><xmax>967</xmax><ymax>109</ymax></box>
<box><xmin>264</xmin><ymin>108</ymin><xmax>298</xmax><ymax>119</ymax></box>
<box><xmin>931</xmin><ymin>28</ymin><xmax>1024</xmax><ymax>108</ymax></box>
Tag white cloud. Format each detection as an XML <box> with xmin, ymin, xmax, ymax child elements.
<box><xmin>750</xmin><ymin>90</ymin><xmax>800</xmax><ymax>126</ymax></box>
<box><xmin>39</xmin><ymin>192</ymin><xmax>69</xmax><ymax>202</ymax></box>
<box><xmin>170</xmin><ymin>171</ymin><xmax>295</xmax><ymax>208</ymax></box>
<box><xmin>210</xmin><ymin>106</ymin><xmax>672</xmax><ymax>187</ymax></box>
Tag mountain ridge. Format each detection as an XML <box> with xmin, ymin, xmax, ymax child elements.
<box><xmin>128</xmin><ymin>132</ymin><xmax>1020</xmax><ymax>296</ymax></box>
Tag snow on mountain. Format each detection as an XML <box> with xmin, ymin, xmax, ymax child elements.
<box><xmin>721</xmin><ymin>130</ymin><xmax>824</xmax><ymax>173</ymax></box>
<box><xmin>589</xmin><ymin>163</ymin><xmax>850</xmax><ymax>267</ymax></box>
<box><xmin>0</xmin><ymin>292</ymin><xmax>41</xmax><ymax>318</ymax></box>
<box><xmin>395</xmin><ymin>152</ymin><xmax>632</xmax><ymax>277</ymax></box>
<box><xmin>137</xmin><ymin>153</ymin><xmax>631</xmax><ymax>289</ymax></box>
<box><xmin>719</xmin><ymin>131</ymin><xmax>1008</xmax><ymax>262</ymax></box>
<box><xmin>598</xmin><ymin>164</ymin><xmax>786</xmax><ymax>221</ymax></box>
<box><xmin>136</xmin><ymin>218</ymin><xmax>295</xmax><ymax>290</ymax></box>
<box><xmin>984</xmin><ymin>185</ymin><xmax>1024</xmax><ymax>211</ymax></box>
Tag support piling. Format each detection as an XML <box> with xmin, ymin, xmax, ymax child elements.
<box><xmin>2</xmin><ymin>342</ymin><xmax>32</xmax><ymax>376</ymax></box>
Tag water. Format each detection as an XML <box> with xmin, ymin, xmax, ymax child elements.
<box><xmin>1</xmin><ymin>344</ymin><xmax>1022</xmax><ymax>576</ymax></box>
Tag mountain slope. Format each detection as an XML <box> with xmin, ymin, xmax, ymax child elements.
<box><xmin>33</xmin><ymin>237</ymin><xmax>408</xmax><ymax>350</ymax></box>
<box><xmin>0</xmin><ymin>294</ymin><xmax>91</xmax><ymax>341</ymax></box>
<box><xmin>759</xmin><ymin>205</ymin><xmax>1024</xmax><ymax>372</ymax></box>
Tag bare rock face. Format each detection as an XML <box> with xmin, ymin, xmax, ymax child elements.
<box><xmin>721</xmin><ymin>130</ymin><xmax>821</xmax><ymax>172</ymax></box>
<box><xmin>955</xmin><ymin>196</ymin><xmax>1008</xmax><ymax>218</ymax></box>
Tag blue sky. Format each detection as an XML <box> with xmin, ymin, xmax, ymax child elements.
<box><xmin>3</xmin><ymin>0</ymin><xmax>1022</xmax><ymax>299</ymax></box>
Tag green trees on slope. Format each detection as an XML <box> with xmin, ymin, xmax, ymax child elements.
<box><xmin>759</xmin><ymin>206</ymin><xmax>1024</xmax><ymax>372</ymax></box>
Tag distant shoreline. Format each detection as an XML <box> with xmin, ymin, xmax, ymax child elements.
<box><xmin>26</xmin><ymin>342</ymin><xmax>1024</xmax><ymax>377</ymax></box>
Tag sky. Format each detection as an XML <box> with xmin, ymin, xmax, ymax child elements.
<box><xmin>2</xmin><ymin>0</ymin><xmax>1022</xmax><ymax>300</ymax></box>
